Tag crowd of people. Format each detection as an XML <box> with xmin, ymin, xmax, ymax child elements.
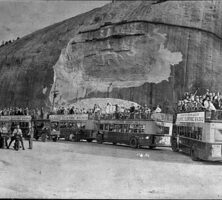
<box><xmin>0</xmin><ymin>107</ymin><xmax>50</xmax><ymax>119</ymax></box>
<box><xmin>177</xmin><ymin>89</ymin><xmax>222</xmax><ymax>112</ymax></box>
<box><xmin>1</xmin><ymin>89</ymin><xmax>222</xmax><ymax>120</ymax></box>
<box><xmin>54</xmin><ymin>103</ymin><xmax>162</xmax><ymax>120</ymax></box>
<box><xmin>0</xmin><ymin>37</ymin><xmax>20</xmax><ymax>48</ymax></box>
<box><xmin>0</xmin><ymin>103</ymin><xmax>162</xmax><ymax>120</ymax></box>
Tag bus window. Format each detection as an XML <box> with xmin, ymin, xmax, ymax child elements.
<box><xmin>179</xmin><ymin>126</ymin><xmax>183</xmax><ymax>136</ymax></box>
<box><xmin>129</xmin><ymin>124</ymin><xmax>134</xmax><ymax>133</ymax></box>
<box><xmin>51</xmin><ymin>122</ymin><xmax>59</xmax><ymax>131</ymax></box>
<box><xmin>77</xmin><ymin>122</ymin><xmax>81</xmax><ymax>128</ymax></box>
<box><xmin>188</xmin><ymin>127</ymin><xmax>193</xmax><ymax>138</ymax></box>
<box><xmin>81</xmin><ymin>123</ymin><xmax>86</xmax><ymax>129</ymax></box>
<box><xmin>198</xmin><ymin>127</ymin><xmax>202</xmax><ymax>140</ymax></box>
<box><xmin>123</xmin><ymin>124</ymin><xmax>129</xmax><ymax>133</ymax></box>
<box><xmin>104</xmin><ymin>124</ymin><xmax>109</xmax><ymax>131</ymax></box>
<box><xmin>140</xmin><ymin>125</ymin><xmax>145</xmax><ymax>133</ymax></box>
<box><xmin>109</xmin><ymin>124</ymin><xmax>114</xmax><ymax>132</ymax></box>
<box><xmin>99</xmin><ymin>124</ymin><xmax>104</xmax><ymax>130</ymax></box>
<box><xmin>114</xmin><ymin>124</ymin><xmax>121</xmax><ymax>132</ymax></box>
<box><xmin>113</xmin><ymin>124</ymin><xmax>118</xmax><ymax>132</ymax></box>
<box><xmin>163</xmin><ymin>126</ymin><xmax>169</xmax><ymax>135</ymax></box>
<box><xmin>68</xmin><ymin>122</ymin><xmax>76</xmax><ymax>128</ymax></box>
<box><xmin>118</xmin><ymin>124</ymin><xmax>123</xmax><ymax>133</ymax></box>
<box><xmin>60</xmin><ymin>122</ymin><xmax>67</xmax><ymax>128</ymax></box>
<box><xmin>134</xmin><ymin>124</ymin><xmax>139</xmax><ymax>133</ymax></box>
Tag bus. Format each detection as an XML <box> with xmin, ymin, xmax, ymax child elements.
<box><xmin>96</xmin><ymin>113</ymin><xmax>173</xmax><ymax>149</ymax></box>
<box><xmin>171</xmin><ymin>110</ymin><xmax>222</xmax><ymax>161</ymax></box>
<box><xmin>49</xmin><ymin>114</ymin><xmax>97</xmax><ymax>142</ymax></box>
<box><xmin>0</xmin><ymin>115</ymin><xmax>32</xmax><ymax>139</ymax></box>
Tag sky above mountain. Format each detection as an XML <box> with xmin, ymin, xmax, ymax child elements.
<box><xmin>0</xmin><ymin>0</ymin><xmax>107</xmax><ymax>43</ymax></box>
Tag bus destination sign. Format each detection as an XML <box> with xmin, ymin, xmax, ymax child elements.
<box><xmin>176</xmin><ymin>112</ymin><xmax>205</xmax><ymax>124</ymax></box>
<box><xmin>151</xmin><ymin>113</ymin><xmax>173</xmax><ymax>122</ymax></box>
<box><xmin>49</xmin><ymin>114</ymin><xmax>88</xmax><ymax>121</ymax></box>
<box><xmin>0</xmin><ymin>115</ymin><xmax>32</xmax><ymax>121</ymax></box>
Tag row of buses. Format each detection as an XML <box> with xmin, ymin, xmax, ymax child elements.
<box><xmin>0</xmin><ymin>110</ymin><xmax>222</xmax><ymax>162</ymax></box>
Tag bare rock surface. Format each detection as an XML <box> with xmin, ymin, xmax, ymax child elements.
<box><xmin>0</xmin><ymin>1</ymin><xmax>222</xmax><ymax>108</ymax></box>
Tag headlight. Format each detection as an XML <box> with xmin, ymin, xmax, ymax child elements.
<box><xmin>145</xmin><ymin>136</ymin><xmax>149</xmax><ymax>139</ymax></box>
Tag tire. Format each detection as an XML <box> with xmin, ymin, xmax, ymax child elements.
<box><xmin>149</xmin><ymin>146</ymin><xmax>156</xmax><ymax>149</ymax></box>
<box><xmin>65</xmin><ymin>135</ymin><xmax>70</xmax><ymax>141</ymax></box>
<box><xmin>52</xmin><ymin>136</ymin><xmax>58</xmax><ymax>142</ymax></box>
<box><xmin>190</xmin><ymin>146</ymin><xmax>199</xmax><ymax>161</ymax></box>
<box><xmin>69</xmin><ymin>134</ymin><xmax>74</xmax><ymax>141</ymax></box>
<box><xmin>87</xmin><ymin>139</ymin><xmax>93</xmax><ymax>142</ymax></box>
<box><xmin>41</xmin><ymin>134</ymin><xmax>47</xmax><ymax>142</ymax></box>
<box><xmin>171</xmin><ymin>137</ymin><xmax>179</xmax><ymax>152</ymax></box>
<box><xmin>113</xmin><ymin>142</ymin><xmax>116</xmax><ymax>145</ymax></box>
<box><xmin>129</xmin><ymin>137</ymin><xmax>138</xmax><ymax>148</ymax></box>
<box><xmin>14</xmin><ymin>140</ymin><xmax>19</xmax><ymax>151</ymax></box>
<box><xmin>96</xmin><ymin>134</ymin><xmax>103</xmax><ymax>144</ymax></box>
<box><xmin>73</xmin><ymin>135</ymin><xmax>80</xmax><ymax>142</ymax></box>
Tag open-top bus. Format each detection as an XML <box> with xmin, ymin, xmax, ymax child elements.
<box><xmin>171</xmin><ymin>110</ymin><xmax>222</xmax><ymax>161</ymax></box>
<box><xmin>96</xmin><ymin>113</ymin><xmax>173</xmax><ymax>149</ymax></box>
<box><xmin>49</xmin><ymin>114</ymin><xmax>97</xmax><ymax>142</ymax></box>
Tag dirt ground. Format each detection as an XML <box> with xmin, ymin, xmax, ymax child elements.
<box><xmin>0</xmin><ymin>140</ymin><xmax>222</xmax><ymax>199</ymax></box>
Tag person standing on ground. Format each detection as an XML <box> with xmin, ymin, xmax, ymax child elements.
<box><xmin>28</xmin><ymin>123</ymin><xmax>34</xmax><ymax>149</ymax></box>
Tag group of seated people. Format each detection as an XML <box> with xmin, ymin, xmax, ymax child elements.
<box><xmin>0</xmin><ymin>102</ymin><xmax>163</xmax><ymax>120</ymax></box>
<box><xmin>0</xmin><ymin>107</ymin><xmax>50</xmax><ymax>120</ymax></box>
<box><xmin>54</xmin><ymin>103</ymin><xmax>162</xmax><ymax>120</ymax></box>
<box><xmin>1</xmin><ymin>88</ymin><xmax>221</xmax><ymax>120</ymax></box>
<box><xmin>177</xmin><ymin>89</ymin><xmax>222</xmax><ymax>112</ymax></box>
<box><xmin>0</xmin><ymin>107</ymin><xmax>30</xmax><ymax>116</ymax></box>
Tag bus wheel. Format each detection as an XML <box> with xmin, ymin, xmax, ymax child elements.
<box><xmin>52</xmin><ymin>136</ymin><xmax>58</xmax><ymax>142</ymax></box>
<box><xmin>191</xmin><ymin>146</ymin><xmax>199</xmax><ymax>161</ymax></box>
<box><xmin>87</xmin><ymin>139</ymin><xmax>93</xmax><ymax>142</ymax></box>
<box><xmin>65</xmin><ymin>136</ymin><xmax>70</xmax><ymax>141</ymax></box>
<box><xmin>130</xmin><ymin>137</ymin><xmax>138</xmax><ymax>148</ymax></box>
<box><xmin>41</xmin><ymin>134</ymin><xmax>46</xmax><ymax>142</ymax></box>
<box><xmin>73</xmin><ymin>135</ymin><xmax>80</xmax><ymax>142</ymax></box>
<box><xmin>171</xmin><ymin>137</ymin><xmax>179</xmax><ymax>152</ymax></box>
<box><xmin>96</xmin><ymin>135</ymin><xmax>103</xmax><ymax>144</ymax></box>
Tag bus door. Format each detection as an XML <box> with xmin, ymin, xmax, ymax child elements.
<box><xmin>80</xmin><ymin>121</ymin><xmax>87</xmax><ymax>139</ymax></box>
<box><xmin>122</xmin><ymin>124</ymin><xmax>129</xmax><ymax>143</ymax></box>
<box><xmin>59</xmin><ymin>121</ymin><xmax>70</xmax><ymax>140</ymax></box>
<box><xmin>0</xmin><ymin>120</ymin><xmax>11</xmax><ymax>133</ymax></box>
<box><xmin>0</xmin><ymin>120</ymin><xmax>11</xmax><ymax>139</ymax></box>
<box><xmin>50</xmin><ymin>121</ymin><xmax>60</xmax><ymax>140</ymax></box>
<box><xmin>113</xmin><ymin>124</ymin><xmax>122</xmax><ymax>143</ymax></box>
<box><xmin>19</xmin><ymin>121</ymin><xmax>30</xmax><ymax>138</ymax></box>
<box><xmin>85</xmin><ymin>120</ymin><xmax>97</xmax><ymax>139</ymax></box>
<box><xmin>107</xmin><ymin>123</ymin><xmax>116</xmax><ymax>143</ymax></box>
<box><xmin>128</xmin><ymin>124</ymin><xmax>135</xmax><ymax>143</ymax></box>
<box><xmin>68</xmin><ymin>122</ymin><xmax>77</xmax><ymax>140</ymax></box>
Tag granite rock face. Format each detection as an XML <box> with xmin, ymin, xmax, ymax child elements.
<box><xmin>0</xmin><ymin>0</ymin><xmax>222</xmax><ymax>111</ymax></box>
